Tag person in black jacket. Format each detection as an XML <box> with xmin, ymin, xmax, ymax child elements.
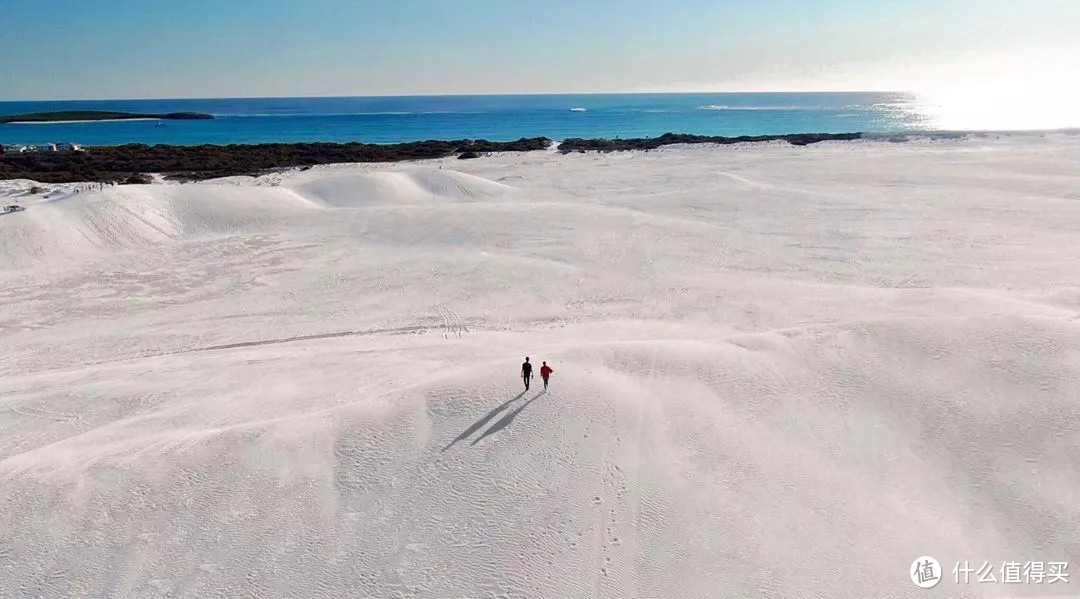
<box><xmin>521</xmin><ymin>357</ymin><xmax>533</xmax><ymax>390</ymax></box>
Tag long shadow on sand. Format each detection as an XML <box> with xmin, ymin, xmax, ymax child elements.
<box><xmin>442</xmin><ymin>391</ymin><xmax>527</xmax><ymax>452</ymax></box>
<box><xmin>470</xmin><ymin>391</ymin><xmax>544</xmax><ymax>446</ymax></box>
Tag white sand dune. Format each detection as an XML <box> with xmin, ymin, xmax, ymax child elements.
<box><xmin>2</xmin><ymin>135</ymin><xmax>1080</xmax><ymax>598</ymax></box>
<box><xmin>0</xmin><ymin>169</ymin><xmax>520</xmax><ymax>267</ymax></box>
<box><xmin>0</xmin><ymin>185</ymin><xmax>317</xmax><ymax>266</ymax></box>
<box><xmin>288</xmin><ymin>168</ymin><xmax>519</xmax><ymax>208</ymax></box>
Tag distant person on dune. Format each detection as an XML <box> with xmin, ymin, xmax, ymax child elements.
<box><xmin>540</xmin><ymin>361</ymin><xmax>553</xmax><ymax>390</ymax></box>
<box><xmin>522</xmin><ymin>357</ymin><xmax>533</xmax><ymax>390</ymax></box>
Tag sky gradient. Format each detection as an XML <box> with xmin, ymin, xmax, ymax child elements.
<box><xmin>2</xmin><ymin>0</ymin><xmax>1078</xmax><ymax>101</ymax></box>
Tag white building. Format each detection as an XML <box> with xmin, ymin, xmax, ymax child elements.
<box><xmin>1</xmin><ymin>142</ymin><xmax>81</xmax><ymax>154</ymax></box>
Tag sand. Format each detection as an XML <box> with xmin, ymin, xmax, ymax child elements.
<box><xmin>2</xmin><ymin>133</ymin><xmax>1080</xmax><ymax>598</ymax></box>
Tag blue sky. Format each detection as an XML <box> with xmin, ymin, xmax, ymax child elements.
<box><xmin>2</xmin><ymin>0</ymin><xmax>1078</xmax><ymax>100</ymax></box>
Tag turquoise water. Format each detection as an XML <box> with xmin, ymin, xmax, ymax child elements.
<box><xmin>0</xmin><ymin>92</ymin><xmax>931</xmax><ymax>147</ymax></box>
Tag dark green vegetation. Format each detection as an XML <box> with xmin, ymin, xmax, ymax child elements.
<box><xmin>0</xmin><ymin>138</ymin><xmax>552</xmax><ymax>183</ymax></box>
<box><xmin>559</xmin><ymin>131</ymin><xmax>862</xmax><ymax>152</ymax></box>
<box><xmin>0</xmin><ymin>132</ymin><xmax>864</xmax><ymax>183</ymax></box>
<box><xmin>0</xmin><ymin>111</ymin><xmax>214</xmax><ymax>124</ymax></box>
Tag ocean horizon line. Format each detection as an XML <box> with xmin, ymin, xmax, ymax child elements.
<box><xmin>0</xmin><ymin>90</ymin><xmax>916</xmax><ymax>104</ymax></box>
<box><xmin>0</xmin><ymin>92</ymin><xmax>935</xmax><ymax>148</ymax></box>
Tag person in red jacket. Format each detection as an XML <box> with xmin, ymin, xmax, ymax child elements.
<box><xmin>539</xmin><ymin>361</ymin><xmax>554</xmax><ymax>390</ymax></box>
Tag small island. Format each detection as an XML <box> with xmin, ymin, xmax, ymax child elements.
<box><xmin>0</xmin><ymin>111</ymin><xmax>214</xmax><ymax>124</ymax></box>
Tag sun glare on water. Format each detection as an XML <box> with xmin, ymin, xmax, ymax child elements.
<box><xmin>910</xmin><ymin>53</ymin><xmax>1080</xmax><ymax>131</ymax></box>
<box><xmin>918</xmin><ymin>85</ymin><xmax>1080</xmax><ymax>131</ymax></box>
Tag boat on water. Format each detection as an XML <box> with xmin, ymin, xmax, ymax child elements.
<box><xmin>569</xmin><ymin>107</ymin><xmax>587</xmax><ymax>112</ymax></box>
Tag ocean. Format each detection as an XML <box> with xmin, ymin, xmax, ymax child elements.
<box><xmin>0</xmin><ymin>92</ymin><xmax>932</xmax><ymax>147</ymax></box>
